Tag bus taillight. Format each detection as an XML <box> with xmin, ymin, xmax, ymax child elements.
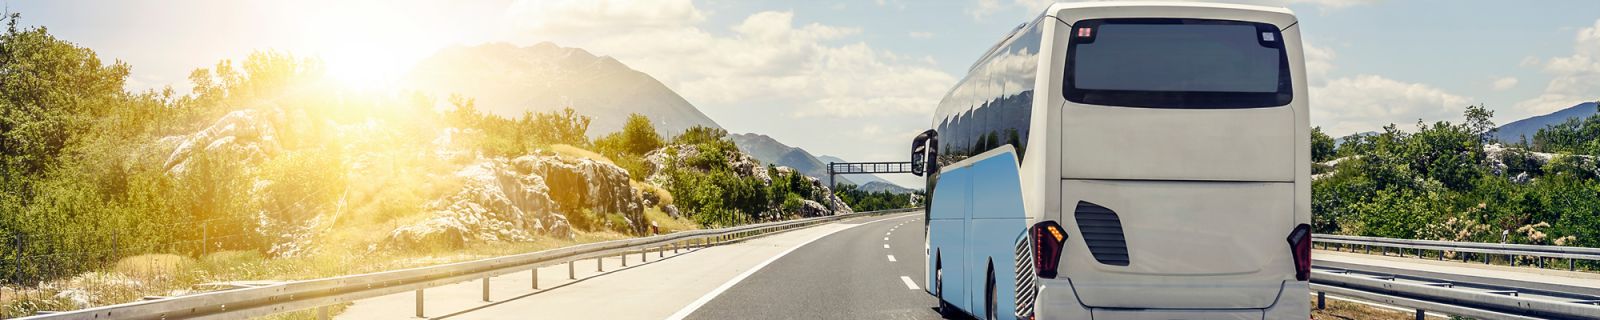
<box><xmin>1287</xmin><ymin>224</ymin><xmax>1312</xmax><ymax>281</ymax></box>
<box><xmin>1030</xmin><ymin>221</ymin><xmax>1068</xmax><ymax>278</ymax></box>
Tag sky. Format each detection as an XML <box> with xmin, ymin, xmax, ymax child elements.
<box><xmin>10</xmin><ymin>0</ymin><xmax>1600</xmax><ymax>187</ymax></box>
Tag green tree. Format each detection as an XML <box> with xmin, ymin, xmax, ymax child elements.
<box><xmin>1311</xmin><ymin>127</ymin><xmax>1336</xmax><ymax>162</ymax></box>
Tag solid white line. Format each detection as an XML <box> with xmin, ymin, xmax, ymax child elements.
<box><xmin>887</xmin><ymin>255</ymin><xmax>897</xmax><ymax>262</ymax></box>
<box><xmin>900</xmin><ymin>276</ymin><xmax>920</xmax><ymax>290</ymax></box>
<box><xmin>664</xmin><ymin>215</ymin><xmax>904</xmax><ymax>320</ymax></box>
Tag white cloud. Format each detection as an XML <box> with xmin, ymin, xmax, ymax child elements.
<box><xmin>1492</xmin><ymin>77</ymin><xmax>1519</xmax><ymax>91</ymax></box>
<box><xmin>509</xmin><ymin>3</ymin><xmax>955</xmax><ymax>120</ymax></box>
<box><xmin>1514</xmin><ymin>18</ymin><xmax>1600</xmax><ymax>117</ymax></box>
<box><xmin>909</xmin><ymin>31</ymin><xmax>935</xmax><ymax>39</ymax></box>
<box><xmin>1305</xmin><ymin>44</ymin><xmax>1473</xmax><ymax>136</ymax></box>
<box><xmin>1312</xmin><ymin>75</ymin><xmax>1473</xmax><ymax>136</ymax></box>
<box><xmin>507</xmin><ymin>0</ymin><xmax>705</xmax><ymax>37</ymax></box>
<box><xmin>1304</xmin><ymin>43</ymin><xmax>1336</xmax><ymax>85</ymax></box>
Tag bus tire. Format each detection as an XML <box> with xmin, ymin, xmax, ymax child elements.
<box><xmin>937</xmin><ymin>254</ymin><xmax>955</xmax><ymax>318</ymax></box>
<box><xmin>986</xmin><ymin>262</ymin><xmax>997</xmax><ymax>320</ymax></box>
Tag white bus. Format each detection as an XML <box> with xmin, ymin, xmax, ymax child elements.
<box><xmin>908</xmin><ymin>2</ymin><xmax>1311</xmax><ymax>319</ymax></box>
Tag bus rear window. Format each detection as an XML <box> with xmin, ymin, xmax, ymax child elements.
<box><xmin>1064</xmin><ymin>18</ymin><xmax>1292</xmax><ymax>109</ymax></box>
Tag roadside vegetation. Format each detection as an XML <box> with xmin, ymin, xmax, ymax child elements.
<box><xmin>1313</xmin><ymin>103</ymin><xmax>1600</xmax><ymax>259</ymax></box>
<box><xmin>0</xmin><ymin>15</ymin><xmax>845</xmax><ymax>317</ymax></box>
<box><xmin>833</xmin><ymin>184</ymin><xmax>921</xmax><ymax>212</ymax></box>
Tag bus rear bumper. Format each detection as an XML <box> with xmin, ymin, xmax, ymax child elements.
<box><xmin>1031</xmin><ymin>279</ymin><xmax>1310</xmax><ymax>320</ymax></box>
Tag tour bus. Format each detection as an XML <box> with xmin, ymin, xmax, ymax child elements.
<box><xmin>908</xmin><ymin>2</ymin><xmax>1311</xmax><ymax>319</ymax></box>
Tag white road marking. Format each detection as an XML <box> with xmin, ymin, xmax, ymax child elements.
<box><xmin>884</xmin><ymin>237</ymin><xmax>889</xmax><ymax>241</ymax></box>
<box><xmin>884</xmin><ymin>244</ymin><xmax>890</xmax><ymax>249</ymax></box>
<box><xmin>900</xmin><ymin>276</ymin><xmax>920</xmax><ymax>290</ymax></box>
<box><xmin>887</xmin><ymin>255</ymin><xmax>897</xmax><ymax>262</ymax></box>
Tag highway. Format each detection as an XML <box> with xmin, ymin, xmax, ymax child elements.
<box><xmin>335</xmin><ymin>212</ymin><xmax>938</xmax><ymax>319</ymax></box>
<box><xmin>682</xmin><ymin>213</ymin><xmax>940</xmax><ymax>319</ymax></box>
<box><xmin>324</xmin><ymin>211</ymin><xmax>1600</xmax><ymax>320</ymax></box>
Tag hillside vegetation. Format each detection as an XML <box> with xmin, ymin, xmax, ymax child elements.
<box><xmin>0</xmin><ymin>16</ymin><xmax>856</xmax><ymax>316</ymax></box>
<box><xmin>1314</xmin><ymin>103</ymin><xmax>1600</xmax><ymax>255</ymax></box>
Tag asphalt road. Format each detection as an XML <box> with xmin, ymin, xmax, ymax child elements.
<box><xmin>684</xmin><ymin>213</ymin><xmax>952</xmax><ymax>320</ymax></box>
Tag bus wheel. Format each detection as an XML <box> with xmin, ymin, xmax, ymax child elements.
<box><xmin>986</xmin><ymin>265</ymin><xmax>997</xmax><ymax>320</ymax></box>
<box><xmin>937</xmin><ymin>256</ymin><xmax>954</xmax><ymax>317</ymax></box>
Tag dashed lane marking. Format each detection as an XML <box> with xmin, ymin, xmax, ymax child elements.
<box><xmin>900</xmin><ymin>276</ymin><xmax>920</xmax><ymax>290</ymax></box>
<box><xmin>887</xmin><ymin>255</ymin><xmax>897</xmax><ymax>262</ymax></box>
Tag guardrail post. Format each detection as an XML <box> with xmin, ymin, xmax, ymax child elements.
<box><xmin>318</xmin><ymin>305</ymin><xmax>330</xmax><ymax>320</ymax></box>
<box><xmin>598</xmin><ymin>257</ymin><xmax>605</xmax><ymax>272</ymax></box>
<box><xmin>1571</xmin><ymin>259</ymin><xmax>1576</xmax><ymax>271</ymax></box>
<box><xmin>659</xmin><ymin>246</ymin><xmax>664</xmax><ymax>258</ymax></box>
<box><xmin>1414</xmin><ymin>309</ymin><xmax>1424</xmax><ymax>320</ymax></box>
<box><xmin>569</xmin><ymin>261</ymin><xmax>576</xmax><ymax>279</ymax></box>
<box><xmin>415</xmin><ymin>288</ymin><xmax>425</xmax><ymax>318</ymax></box>
<box><xmin>482</xmin><ymin>276</ymin><xmax>490</xmax><ymax>302</ymax></box>
<box><xmin>1316</xmin><ymin>291</ymin><xmax>1325</xmax><ymax>310</ymax></box>
<box><xmin>532</xmin><ymin>267</ymin><xmax>540</xmax><ymax>289</ymax></box>
<box><xmin>622</xmin><ymin>251</ymin><xmax>629</xmax><ymax>267</ymax></box>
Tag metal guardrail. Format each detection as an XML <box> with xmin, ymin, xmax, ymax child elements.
<box><xmin>1312</xmin><ymin>269</ymin><xmax>1600</xmax><ymax>319</ymax></box>
<box><xmin>15</xmin><ymin>208</ymin><xmax>921</xmax><ymax>320</ymax></box>
<box><xmin>1314</xmin><ymin>233</ymin><xmax>1600</xmax><ymax>270</ymax></box>
<box><xmin>1311</xmin><ymin>234</ymin><xmax>1600</xmax><ymax>319</ymax></box>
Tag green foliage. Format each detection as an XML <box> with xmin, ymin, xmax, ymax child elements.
<box><xmin>446</xmin><ymin>95</ymin><xmax>593</xmax><ymax>158</ymax></box>
<box><xmin>1315</xmin><ymin>103</ymin><xmax>1600</xmax><ymax>249</ymax></box>
<box><xmin>1311</xmin><ymin>127</ymin><xmax>1336</xmax><ymax>163</ymax></box>
<box><xmin>833</xmin><ymin>184</ymin><xmax>921</xmax><ymax>212</ymax></box>
<box><xmin>594</xmin><ymin>113</ymin><xmax>664</xmax><ymax>178</ymax></box>
<box><xmin>1530</xmin><ymin>103</ymin><xmax>1600</xmax><ymax>155</ymax></box>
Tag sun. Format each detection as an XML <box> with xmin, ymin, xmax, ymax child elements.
<box><xmin>299</xmin><ymin>2</ymin><xmax>443</xmax><ymax>91</ymax></box>
<box><xmin>323</xmin><ymin>44</ymin><xmax>407</xmax><ymax>90</ymax></box>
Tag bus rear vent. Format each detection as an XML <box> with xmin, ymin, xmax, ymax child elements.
<box><xmin>1074</xmin><ymin>201</ymin><xmax>1130</xmax><ymax>266</ymax></box>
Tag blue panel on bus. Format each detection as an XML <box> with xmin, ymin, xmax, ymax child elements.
<box><xmin>927</xmin><ymin>150</ymin><xmax>1026</xmax><ymax>319</ymax></box>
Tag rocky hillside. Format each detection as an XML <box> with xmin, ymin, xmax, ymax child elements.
<box><xmin>406</xmin><ymin>42</ymin><xmax>722</xmax><ymax>138</ymax></box>
<box><xmin>158</xmin><ymin>105</ymin><xmax>663</xmax><ymax>256</ymax></box>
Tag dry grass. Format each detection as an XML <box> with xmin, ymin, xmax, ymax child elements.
<box><xmin>113</xmin><ymin>254</ymin><xmax>195</xmax><ymax>278</ymax></box>
<box><xmin>644</xmin><ymin>206</ymin><xmax>698</xmax><ymax>233</ymax></box>
<box><xmin>545</xmin><ymin>144</ymin><xmax>614</xmax><ymax>164</ymax></box>
<box><xmin>1311</xmin><ymin>296</ymin><xmax>1417</xmax><ymax>320</ymax></box>
<box><xmin>632</xmin><ymin>180</ymin><xmax>674</xmax><ymax>206</ymax></box>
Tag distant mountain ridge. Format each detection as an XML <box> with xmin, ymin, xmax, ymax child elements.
<box><xmin>727</xmin><ymin>133</ymin><xmax>852</xmax><ymax>186</ymax></box>
<box><xmin>405</xmin><ymin>42</ymin><xmax>721</xmax><ymax>137</ymax></box>
<box><xmin>1495</xmin><ymin>102</ymin><xmax>1599</xmax><ymax>143</ymax></box>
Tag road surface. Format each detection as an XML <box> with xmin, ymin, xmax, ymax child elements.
<box><xmin>336</xmin><ymin>212</ymin><xmax>938</xmax><ymax>319</ymax></box>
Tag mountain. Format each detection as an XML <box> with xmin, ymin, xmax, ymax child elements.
<box><xmin>406</xmin><ymin>42</ymin><xmax>721</xmax><ymax>137</ymax></box>
<box><xmin>859</xmin><ymin>181</ymin><xmax>917</xmax><ymax>194</ymax></box>
<box><xmin>727</xmin><ymin>133</ymin><xmax>852</xmax><ymax>185</ymax></box>
<box><xmin>1495</xmin><ymin>102</ymin><xmax>1599</xmax><ymax>143</ymax></box>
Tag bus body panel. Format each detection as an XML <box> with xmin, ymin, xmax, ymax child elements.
<box><xmin>927</xmin><ymin>166</ymin><xmax>970</xmax><ymax>309</ymax></box>
<box><xmin>1059</xmin><ymin>104</ymin><xmax>1296</xmax><ymax>182</ymax></box>
<box><xmin>966</xmin><ymin>149</ymin><xmax>1027</xmax><ymax>318</ymax></box>
<box><xmin>1061</xmin><ymin>179</ymin><xmax>1295</xmax><ymax>309</ymax></box>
